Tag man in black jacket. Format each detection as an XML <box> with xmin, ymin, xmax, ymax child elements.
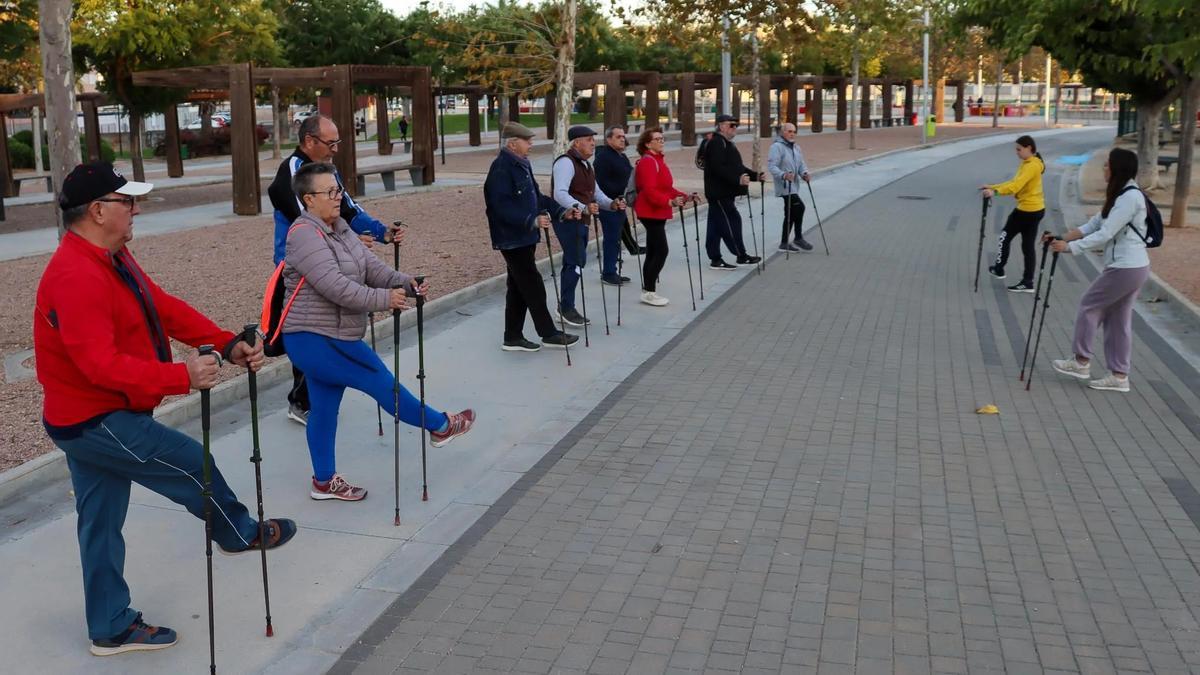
<box><xmin>592</xmin><ymin>126</ymin><xmax>643</xmax><ymax>286</ymax></box>
<box><xmin>702</xmin><ymin>114</ymin><xmax>764</xmax><ymax>270</ymax></box>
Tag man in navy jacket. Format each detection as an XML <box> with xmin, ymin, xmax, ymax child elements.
<box><xmin>592</xmin><ymin>126</ymin><xmax>643</xmax><ymax>285</ymax></box>
<box><xmin>484</xmin><ymin>122</ymin><xmax>580</xmax><ymax>353</ymax></box>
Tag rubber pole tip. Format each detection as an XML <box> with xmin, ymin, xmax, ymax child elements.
<box><xmin>394</xmin><ymin>515</ymin><xmax>401</xmax><ymax>526</ymax></box>
<box><xmin>422</xmin><ymin>488</ymin><xmax>429</xmax><ymax>502</ymax></box>
<box><xmin>266</xmin><ymin>625</ymin><xmax>274</xmax><ymax>637</ymax></box>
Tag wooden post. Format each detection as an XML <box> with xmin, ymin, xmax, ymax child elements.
<box><xmin>376</xmin><ymin>87</ymin><xmax>393</xmax><ymax>155</ymax></box>
<box><xmin>229</xmin><ymin>63</ymin><xmax>261</xmax><ymax>215</ymax></box>
<box><xmin>81</xmin><ymin>97</ymin><xmax>102</xmax><ymax>162</ymax></box>
<box><xmin>811</xmin><ymin>78</ymin><xmax>824</xmax><ymax>133</ymax></box>
<box><xmin>468</xmin><ymin>92</ymin><xmax>481</xmax><ymax>146</ymax></box>
<box><xmin>882</xmin><ymin>79</ymin><xmax>893</xmax><ymax>127</ymax></box>
<box><xmin>604</xmin><ymin>72</ymin><xmax>625</xmax><ymax>130</ymax></box>
<box><xmin>758</xmin><ymin>76</ymin><xmax>771</xmax><ymax>138</ymax></box>
<box><xmin>644</xmin><ymin>73</ymin><xmax>660</xmax><ymax>130</ymax></box>
<box><xmin>508</xmin><ymin>93</ymin><xmax>520</xmax><ymax>122</ymax></box>
<box><xmin>836</xmin><ymin>78</ymin><xmax>848</xmax><ymax>131</ymax></box>
<box><xmin>411</xmin><ymin>67</ymin><xmax>435</xmax><ymax>185</ymax></box>
<box><xmin>164</xmin><ymin>103</ymin><xmax>183</xmax><ymax>178</ymax></box>
<box><xmin>331</xmin><ymin>64</ymin><xmax>358</xmax><ymax>196</ymax></box>
<box><xmin>0</xmin><ymin>113</ymin><xmax>13</xmax><ymax>197</ymax></box>
<box><xmin>903</xmin><ymin>80</ymin><xmax>915</xmax><ymax>125</ymax></box>
<box><xmin>680</xmin><ymin>74</ymin><xmax>697</xmax><ymax>146</ymax></box>
<box><xmin>544</xmin><ymin>91</ymin><xmax>556</xmax><ymax>140</ymax></box>
<box><xmin>954</xmin><ymin>80</ymin><xmax>965</xmax><ymax>122</ymax></box>
<box><xmin>731</xmin><ymin>88</ymin><xmax>742</xmax><ymax>124</ymax></box>
<box><xmin>803</xmin><ymin>87</ymin><xmax>812</xmax><ymax>123</ymax></box>
<box><xmin>787</xmin><ymin>78</ymin><xmax>799</xmax><ymax>125</ymax></box>
<box><xmin>430</xmin><ymin>93</ymin><xmax>438</xmax><ymax>151</ymax></box>
<box><xmin>860</xmin><ymin>81</ymin><xmax>871</xmax><ymax>129</ymax></box>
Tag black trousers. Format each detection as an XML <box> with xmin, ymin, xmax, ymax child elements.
<box><xmin>288</xmin><ymin>365</ymin><xmax>309</xmax><ymax>410</ymax></box>
<box><xmin>781</xmin><ymin>194</ymin><xmax>807</xmax><ymax>245</ymax></box>
<box><xmin>639</xmin><ymin>218</ymin><xmax>669</xmax><ymax>292</ymax></box>
<box><xmin>994</xmin><ymin>208</ymin><xmax>1046</xmax><ymax>285</ymax></box>
<box><xmin>501</xmin><ymin>243</ymin><xmax>560</xmax><ymax>342</ymax></box>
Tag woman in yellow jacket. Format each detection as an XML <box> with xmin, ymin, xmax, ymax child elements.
<box><xmin>980</xmin><ymin>135</ymin><xmax>1046</xmax><ymax>292</ymax></box>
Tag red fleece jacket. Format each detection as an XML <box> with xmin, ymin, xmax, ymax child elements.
<box><xmin>633</xmin><ymin>152</ymin><xmax>687</xmax><ymax>221</ymax></box>
<box><xmin>34</xmin><ymin>232</ymin><xmax>234</xmax><ymax>426</ymax></box>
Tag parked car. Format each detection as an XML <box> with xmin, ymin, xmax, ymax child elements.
<box><xmin>183</xmin><ymin>113</ymin><xmax>230</xmax><ymax>130</ymax></box>
<box><xmin>292</xmin><ymin>109</ymin><xmax>318</xmax><ymax>127</ymax></box>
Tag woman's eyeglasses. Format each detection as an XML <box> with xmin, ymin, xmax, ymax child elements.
<box><xmin>306</xmin><ymin>186</ymin><xmax>345</xmax><ymax>201</ymax></box>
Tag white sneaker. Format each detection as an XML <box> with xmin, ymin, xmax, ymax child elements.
<box><xmin>1088</xmin><ymin>374</ymin><xmax>1130</xmax><ymax>393</ymax></box>
<box><xmin>640</xmin><ymin>291</ymin><xmax>669</xmax><ymax>307</ymax></box>
<box><xmin>1051</xmin><ymin>358</ymin><xmax>1091</xmax><ymax>380</ymax></box>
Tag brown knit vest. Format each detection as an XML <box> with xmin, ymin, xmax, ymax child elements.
<box><xmin>562</xmin><ymin>148</ymin><xmax>595</xmax><ymax>205</ymax></box>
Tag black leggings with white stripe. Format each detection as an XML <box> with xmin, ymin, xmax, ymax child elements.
<box><xmin>995</xmin><ymin>208</ymin><xmax>1045</xmax><ymax>285</ymax></box>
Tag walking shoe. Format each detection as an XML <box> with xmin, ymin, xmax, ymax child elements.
<box><xmin>287</xmin><ymin>402</ymin><xmax>309</xmax><ymax>426</ymax></box>
<box><xmin>502</xmin><ymin>337</ymin><xmax>541</xmax><ymax>352</ymax></box>
<box><xmin>601</xmin><ymin>274</ymin><xmax>627</xmax><ymax>286</ymax></box>
<box><xmin>430</xmin><ymin>409</ymin><xmax>476</xmax><ymax>447</ymax></box>
<box><xmin>710</xmin><ymin>259</ymin><xmax>738</xmax><ymax>271</ymax></box>
<box><xmin>988</xmin><ymin>265</ymin><xmax>1006</xmax><ymax>279</ymax></box>
<box><xmin>736</xmin><ymin>255</ymin><xmax>762</xmax><ymax>265</ymax></box>
<box><xmin>542</xmin><ymin>332</ymin><xmax>580</xmax><ymax>349</ymax></box>
<box><xmin>640</xmin><ymin>291</ymin><xmax>669</xmax><ymax>307</ymax></box>
<box><xmin>1052</xmin><ymin>357</ymin><xmax>1091</xmax><ymax>380</ymax></box>
<box><xmin>310</xmin><ymin>474</ymin><xmax>367</xmax><ymax>501</ymax></box>
<box><xmin>1008</xmin><ymin>281</ymin><xmax>1035</xmax><ymax>293</ymax></box>
<box><xmin>778</xmin><ymin>242</ymin><xmax>803</xmax><ymax>253</ymax></box>
<box><xmin>557</xmin><ymin>307</ymin><xmax>590</xmax><ymax>326</ymax></box>
<box><xmin>218</xmin><ymin>518</ymin><xmax>298</xmax><ymax>556</ymax></box>
<box><xmin>1088</xmin><ymin>374</ymin><xmax>1130</xmax><ymax>393</ymax></box>
<box><xmin>90</xmin><ymin>613</ymin><xmax>177</xmax><ymax>656</ymax></box>
<box><xmin>794</xmin><ymin>238</ymin><xmax>814</xmax><ymax>251</ymax></box>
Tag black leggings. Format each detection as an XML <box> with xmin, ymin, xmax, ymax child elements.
<box><xmin>639</xmin><ymin>218</ymin><xmax>669</xmax><ymax>292</ymax></box>
<box><xmin>994</xmin><ymin>208</ymin><xmax>1045</xmax><ymax>285</ymax></box>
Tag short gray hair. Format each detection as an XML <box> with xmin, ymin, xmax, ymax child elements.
<box><xmin>298</xmin><ymin>114</ymin><xmax>331</xmax><ymax>143</ymax></box>
<box><xmin>292</xmin><ymin>161</ymin><xmax>337</xmax><ymax>205</ymax></box>
<box><xmin>604</xmin><ymin>126</ymin><xmax>626</xmax><ymax>139</ymax></box>
<box><xmin>61</xmin><ymin>202</ymin><xmax>91</xmax><ymax>227</ymax></box>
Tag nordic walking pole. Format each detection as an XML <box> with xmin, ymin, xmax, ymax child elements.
<box><xmin>1019</xmin><ymin>235</ymin><xmax>1053</xmax><ymax>381</ymax></box>
<box><xmin>591</xmin><ymin>214</ymin><xmax>610</xmax><ymax>335</ymax></box>
<box><xmin>370</xmin><ymin>319</ymin><xmax>382</xmax><ymax>436</ymax></box>
<box><xmin>784</xmin><ymin>179</ymin><xmax>793</xmax><ymax>261</ymax></box>
<box><xmin>1025</xmin><ymin>249</ymin><xmax>1061</xmax><ymax>392</ymax></box>
<box><xmin>759</xmin><ymin>179</ymin><xmax>767</xmax><ymax>271</ymax></box>
<box><xmin>745</xmin><ymin>193</ymin><xmax>761</xmax><ymax>275</ymax></box>
<box><xmin>198</xmin><ymin>344</ymin><xmax>218</xmax><ymax>674</ymax></box>
<box><xmin>576</xmin><ymin>216</ymin><xmax>591</xmax><ymax>348</ymax></box>
<box><xmin>678</xmin><ymin>202</ymin><xmax>697</xmax><ymax>311</ymax></box>
<box><xmin>543</xmin><ymin>212</ymin><xmax>571</xmax><ymax>367</ymax></box>
<box><xmin>806</xmin><ymin>179</ymin><xmax>830</xmax><ymax>256</ymax></box>
<box><xmin>392</xmin><ymin>236</ymin><xmax>402</xmax><ymax>525</ymax></box>
<box><xmin>240</xmin><ymin>325</ymin><xmax>274</xmax><ymax>637</ymax></box>
<box><xmin>413</xmin><ymin>275</ymin><xmax>429</xmax><ymax>502</ymax></box>
<box><xmin>691</xmin><ymin>198</ymin><xmax>704</xmax><ymax>300</ymax></box>
<box><xmin>627</xmin><ymin>207</ymin><xmax>644</xmax><ymax>290</ymax></box>
<box><xmin>974</xmin><ymin>195</ymin><xmax>990</xmax><ymax>292</ymax></box>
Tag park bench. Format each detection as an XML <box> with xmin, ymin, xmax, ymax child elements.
<box><xmin>12</xmin><ymin>174</ymin><xmax>52</xmax><ymax>195</ymax></box>
<box><xmin>355</xmin><ymin>161</ymin><xmax>424</xmax><ymax>194</ymax></box>
<box><xmin>1157</xmin><ymin>155</ymin><xmax>1178</xmax><ymax>174</ymax></box>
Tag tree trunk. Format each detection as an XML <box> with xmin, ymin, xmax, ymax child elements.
<box><xmin>553</xmin><ymin>0</ymin><xmax>577</xmax><ymax>159</ymax></box>
<box><xmin>38</xmin><ymin>0</ymin><xmax>82</xmax><ymax>239</ymax></box>
<box><xmin>992</xmin><ymin>61</ymin><xmax>1002</xmax><ymax>128</ymax></box>
<box><xmin>849</xmin><ymin>41</ymin><xmax>860</xmax><ymax>150</ymax></box>
<box><xmin>129</xmin><ymin>112</ymin><xmax>145</xmax><ymax>182</ymax></box>
<box><xmin>199</xmin><ymin>101</ymin><xmax>214</xmax><ymax>137</ymax></box>
<box><xmin>1135</xmin><ymin>97</ymin><xmax>1169</xmax><ymax>190</ymax></box>
<box><xmin>1168</xmin><ymin>76</ymin><xmax>1199</xmax><ymax>228</ymax></box>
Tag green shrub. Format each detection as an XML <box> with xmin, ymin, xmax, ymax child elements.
<box><xmin>11</xmin><ymin>129</ymin><xmax>34</xmax><ymax>146</ymax></box>
<box><xmin>7</xmin><ymin>139</ymin><xmax>34</xmax><ymax>168</ymax></box>
<box><xmin>8</xmin><ymin>134</ymin><xmax>116</xmax><ymax>169</ymax></box>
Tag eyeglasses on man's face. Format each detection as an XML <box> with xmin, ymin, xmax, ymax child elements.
<box><xmin>95</xmin><ymin>196</ymin><xmax>137</xmax><ymax>209</ymax></box>
<box><xmin>309</xmin><ymin>135</ymin><xmax>342</xmax><ymax>148</ymax></box>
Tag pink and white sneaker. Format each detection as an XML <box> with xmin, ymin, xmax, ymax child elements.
<box><xmin>430</xmin><ymin>409</ymin><xmax>476</xmax><ymax>448</ymax></box>
<box><xmin>310</xmin><ymin>474</ymin><xmax>367</xmax><ymax>501</ymax></box>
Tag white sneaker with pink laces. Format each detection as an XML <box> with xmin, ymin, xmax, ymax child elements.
<box><xmin>310</xmin><ymin>474</ymin><xmax>367</xmax><ymax>501</ymax></box>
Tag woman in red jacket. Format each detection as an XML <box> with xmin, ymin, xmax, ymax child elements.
<box><xmin>634</xmin><ymin>126</ymin><xmax>695</xmax><ymax>307</ymax></box>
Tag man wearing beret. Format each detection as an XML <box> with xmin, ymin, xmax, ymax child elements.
<box><xmin>550</xmin><ymin>125</ymin><xmax>627</xmax><ymax>327</ymax></box>
<box><xmin>484</xmin><ymin>123</ymin><xmax>580</xmax><ymax>352</ymax></box>
<box><xmin>34</xmin><ymin>162</ymin><xmax>297</xmax><ymax>656</ymax></box>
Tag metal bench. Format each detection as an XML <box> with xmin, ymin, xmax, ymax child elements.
<box><xmin>1157</xmin><ymin>155</ymin><xmax>1178</xmax><ymax>173</ymax></box>
<box><xmin>355</xmin><ymin>162</ymin><xmax>424</xmax><ymax>194</ymax></box>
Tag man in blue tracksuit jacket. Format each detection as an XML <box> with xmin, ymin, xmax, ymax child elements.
<box><xmin>266</xmin><ymin>114</ymin><xmax>400</xmax><ymax>422</ymax></box>
<box><xmin>484</xmin><ymin>122</ymin><xmax>579</xmax><ymax>353</ymax></box>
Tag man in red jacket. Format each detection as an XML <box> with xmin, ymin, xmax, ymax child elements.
<box><xmin>34</xmin><ymin>162</ymin><xmax>297</xmax><ymax>656</ymax></box>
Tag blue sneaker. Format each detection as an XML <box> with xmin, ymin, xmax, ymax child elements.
<box><xmin>90</xmin><ymin>612</ymin><xmax>178</xmax><ymax>656</ymax></box>
<box><xmin>219</xmin><ymin>518</ymin><xmax>298</xmax><ymax>555</ymax></box>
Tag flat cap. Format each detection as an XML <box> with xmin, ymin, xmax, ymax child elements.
<box><xmin>501</xmin><ymin>121</ymin><xmax>535</xmax><ymax>140</ymax></box>
<box><xmin>715</xmin><ymin>113</ymin><xmax>738</xmax><ymax>125</ymax></box>
<box><xmin>567</xmin><ymin>125</ymin><xmax>597</xmax><ymax>141</ymax></box>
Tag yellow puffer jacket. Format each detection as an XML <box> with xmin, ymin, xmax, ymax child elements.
<box><xmin>990</xmin><ymin>155</ymin><xmax>1045</xmax><ymax>212</ymax></box>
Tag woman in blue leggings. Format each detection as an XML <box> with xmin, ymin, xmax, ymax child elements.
<box><xmin>281</xmin><ymin>162</ymin><xmax>475</xmax><ymax>501</ymax></box>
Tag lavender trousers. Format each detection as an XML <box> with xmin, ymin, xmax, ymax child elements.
<box><xmin>1073</xmin><ymin>264</ymin><xmax>1150</xmax><ymax>374</ymax></box>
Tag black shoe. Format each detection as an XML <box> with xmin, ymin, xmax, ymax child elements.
<box><xmin>557</xmin><ymin>307</ymin><xmax>590</xmax><ymax>326</ymax></box>
<box><xmin>778</xmin><ymin>242</ymin><xmax>802</xmax><ymax>252</ymax></box>
<box><xmin>542</xmin><ymin>332</ymin><xmax>579</xmax><ymax>349</ymax></box>
<box><xmin>601</xmin><ymin>274</ymin><xmax>626</xmax><ymax>287</ymax></box>
<box><xmin>710</xmin><ymin>259</ymin><xmax>738</xmax><ymax>271</ymax></box>
<box><xmin>736</xmin><ymin>255</ymin><xmax>761</xmax><ymax>265</ymax></box>
<box><xmin>90</xmin><ymin>613</ymin><xmax>178</xmax><ymax>656</ymax></box>
<box><xmin>794</xmin><ymin>238</ymin><xmax>814</xmax><ymax>251</ymax></box>
<box><xmin>218</xmin><ymin>518</ymin><xmax>298</xmax><ymax>556</ymax></box>
<box><xmin>502</xmin><ymin>337</ymin><xmax>541</xmax><ymax>352</ymax></box>
<box><xmin>1008</xmin><ymin>281</ymin><xmax>1035</xmax><ymax>293</ymax></box>
<box><xmin>988</xmin><ymin>265</ymin><xmax>1006</xmax><ymax>280</ymax></box>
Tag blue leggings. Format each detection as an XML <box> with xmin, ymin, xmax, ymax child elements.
<box><xmin>283</xmin><ymin>331</ymin><xmax>448</xmax><ymax>482</ymax></box>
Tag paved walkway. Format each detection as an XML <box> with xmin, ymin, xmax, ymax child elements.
<box><xmin>333</xmin><ymin>130</ymin><xmax>1200</xmax><ymax>674</ymax></box>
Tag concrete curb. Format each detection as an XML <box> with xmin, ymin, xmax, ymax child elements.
<box><xmin>0</xmin><ymin>127</ymin><xmax>1059</xmax><ymax>507</ymax></box>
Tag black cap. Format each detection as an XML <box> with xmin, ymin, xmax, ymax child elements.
<box><xmin>59</xmin><ymin>162</ymin><xmax>152</xmax><ymax>211</ymax></box>
<box><xmin>715</xmin><ymin>114</ymin><xmax>738</xmax><ymax>126</ymax></box>
<box><xmin>567</xmin><ymin>125</ymin><xmax>597</xmax><ymax>141</ymax></box>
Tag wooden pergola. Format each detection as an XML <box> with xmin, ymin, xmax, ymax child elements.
<box><xmin>0</xmin><ymin>92</ymin><xmax>108</xmax><ymax>199</ymax></box>
<box><xmin>573</xmin><ymin>71</ymin><xmax>662</xmax><ymax>135</ymax></box>
<box><xmin>132</xmin><ymin>63</ymin><xmax>434</xmax><ymax>215</ymax></box>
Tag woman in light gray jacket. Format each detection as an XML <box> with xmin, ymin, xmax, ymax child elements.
<box><xmin>1050</xmin><ymin>148</ymin><xmax>1150</xmax><ymax>393</ymax></box>
<box><xmin>282</xmin><ymin>162</ymin><xmax>475</xmax><ymax>501</ymax></box>
<box><xmin>766</xmin><ymin>123</ymin><xmax>813</xmax><ymax>252</ymax></box>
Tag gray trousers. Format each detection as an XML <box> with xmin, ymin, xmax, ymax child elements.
<box><xmin>1073</xmin><ymin>264</ymin><xmax>1150</xmax><ymax>374</ymax></box>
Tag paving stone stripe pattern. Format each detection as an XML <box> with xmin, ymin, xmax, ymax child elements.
<box><xmin>333</xmin><ymin>136</ymin><xmax>1200</xmax><ymax>674</ymax></box>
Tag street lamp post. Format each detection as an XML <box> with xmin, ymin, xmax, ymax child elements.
<box><xmin>921</xmin><ymin>7</ymin><xmax>930</xmax><ymax>144</ymax></box>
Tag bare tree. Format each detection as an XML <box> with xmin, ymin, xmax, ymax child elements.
<box><xmin>37</xmin><ymin>0</ymin><xmax>81</xmax><ymax>239</ymax></box>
